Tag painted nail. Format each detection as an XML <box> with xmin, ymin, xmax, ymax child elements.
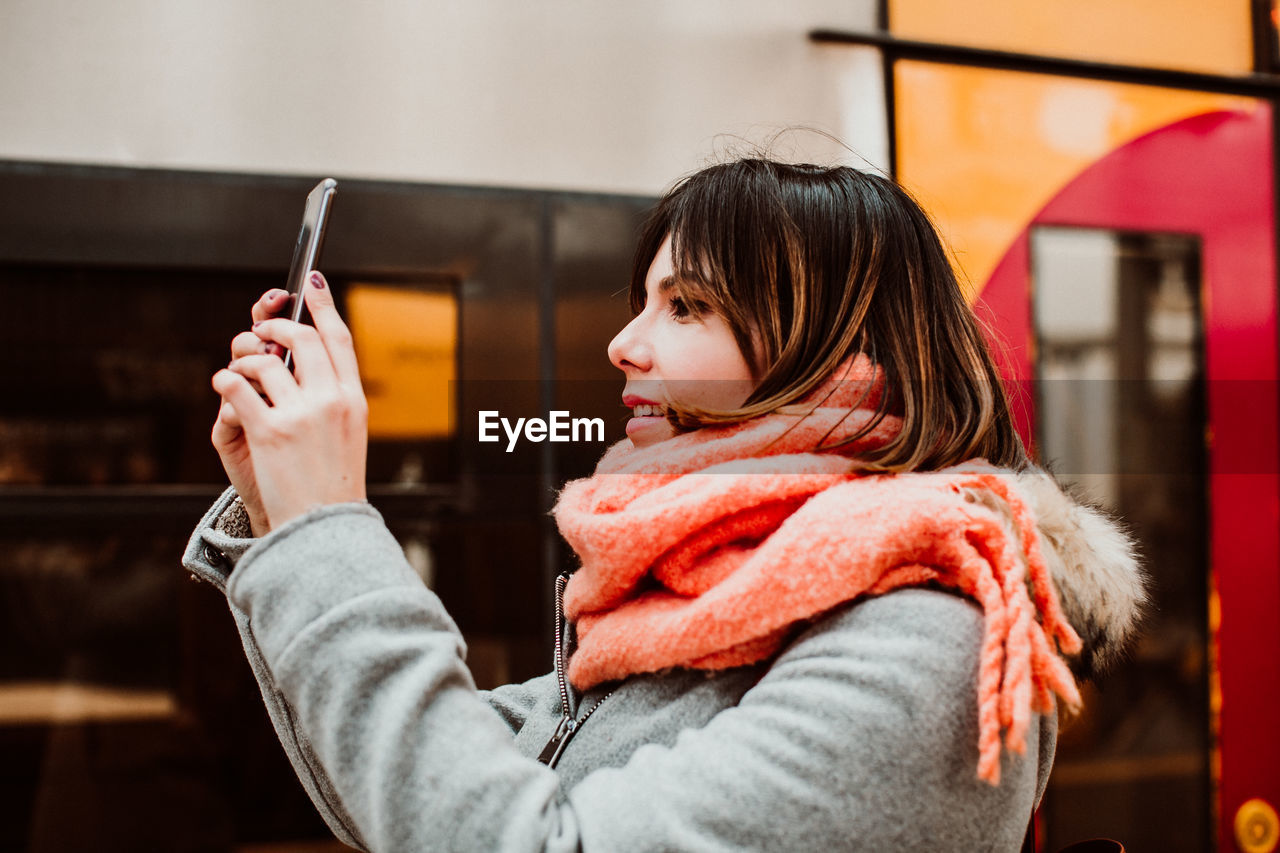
<box><xmin>310</xmin><ymin>272</ymin><xmax>325</xmax><ymax>289</ymax></box>
<box><xmin>253</xmin><ymin>321</ymin><xmax>262</xmax><ymax>328</ymax></box>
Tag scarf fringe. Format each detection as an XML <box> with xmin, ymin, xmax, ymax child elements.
<box><xmin>950</xmin><ymin>473</ymin><xmax>1082</xmax><ymax>783</ymax></box>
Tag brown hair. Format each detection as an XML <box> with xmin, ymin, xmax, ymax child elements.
<box><xmin>629</xmin><ymin>158</ymin><xmax>1027</xmax><ymax>472</ymax></box>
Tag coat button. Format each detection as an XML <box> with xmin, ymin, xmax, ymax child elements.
<box><xmin>203</xmin><ymin>543</ymin><xmax>230</xmax><ymax>569</ymax></box>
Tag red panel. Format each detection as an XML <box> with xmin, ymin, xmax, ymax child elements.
<box><xmin>976</xmin><ymin>232</ymin><xmax>1040</xmax><ymax>452</ymax></box>
<box><xmin>978</xmin><ymin>107</ymin><xmax>1279</xmax><ymax>851</ymax></box>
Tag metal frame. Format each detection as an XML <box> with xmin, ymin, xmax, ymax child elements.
<box><xmin>810</xmin><ymin>27</ymin><xmax>1280</xmax><ymax>97</ymax></box>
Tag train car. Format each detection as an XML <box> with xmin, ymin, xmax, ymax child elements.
<box><xmin>813</xmin><ymin>2</ymin><xmax>1280</xmax><ymax>849</ymax></box>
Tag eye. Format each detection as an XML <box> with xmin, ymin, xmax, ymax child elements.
<box><xmin>667</xmin><ymin>293</ymin><xmax>710</xmax><ymax>321</ymax></box>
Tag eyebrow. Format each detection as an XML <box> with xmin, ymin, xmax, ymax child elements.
<box><xmin>657</xmin><ymin>275</ymin><xmax>677</xmax><ymax>295</ymax></box>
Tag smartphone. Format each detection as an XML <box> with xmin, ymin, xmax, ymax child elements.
<box><xmin>281</xmin><ymin>178</ymin><xmax>338</xmax><ymax>370</ymax></box>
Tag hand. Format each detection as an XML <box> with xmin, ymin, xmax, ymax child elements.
<box><xmin>211</xmin><ymin>272</ymin><xmax>369</xmax><ymax>532</ymax></box>
<box><xmin>211</xmin><ymin>287</ymin><xmax>294</xmax><ymax>536</ymax></box>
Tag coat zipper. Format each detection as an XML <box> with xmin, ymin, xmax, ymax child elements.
<box><xmin>536</xmin><ymin>570</ymin><xmax>613</xmax><ymax>768</ymax></box>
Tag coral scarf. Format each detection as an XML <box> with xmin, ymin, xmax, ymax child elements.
<box><xmin>552</xmin><ymin>355</ymin><xmax>1082</xmax><ymax>783</ymax></box>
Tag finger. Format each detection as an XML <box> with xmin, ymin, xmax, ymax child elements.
<box><xmin>252</xmin><ymin>317</ymin><xmax>337</xmax><ymax>391</ymax></box>
<box><xmin>229</xmin><ymin>354</ymin><xmax>302</xmax><ymax>406</ymax></box>
<box><xmin>218</xmin><ymin>400</ymin><xmax>243</xmax><ymax>430</ymax></box>
<box><xmin>231</xmin><ymin>330</ymin><xmax>284</xmax><ymax>361</ymax></box>
<box><xmin>224</xmin><ymin>349</ymin><xmax>270</xmax><ymax>396</ymax></box>
<box><xmin>212</xmin><ymin>369</ymin><xmax>271</xmax><ymax>429</ymax></box>
<box><xmin>251</xmin><ymin>288</ymin><xmax>294</xmax><ymax>324</ymax></box>
<box><xmin>211</xmin><ymin>401</ymin><xmax>243</xmax><ymax>447</ymax></box>
<box><xmin>302</xmin><ymin>271</ymin><xmax>363</xmax><ymax>388</ymax></box>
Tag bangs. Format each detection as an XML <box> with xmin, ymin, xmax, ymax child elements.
<box><xmin>627</xmin><ymin>193</ymin><xmax>734</xmax><ymax>318</ymax></box>
<box><xmin>669</xmin><ymin>228</ymin><xmax>733</xmax><ymax>313</ymax></box>
<box><xmin>627</xmin><ymin>162</ymin><xmax>796</xmax><ymax>381</ymax></box>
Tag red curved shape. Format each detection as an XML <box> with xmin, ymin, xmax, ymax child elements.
<box><xmin>978</xmin><ymin>107</ymin><xmax>1278</xmax><ymax>850</ymax></box>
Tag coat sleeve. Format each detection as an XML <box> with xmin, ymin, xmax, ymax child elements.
<box><xmin>188</xmin><ymin>501</ymin><xmax>1050</xmax><ymax>853</ymax></box>
<box><xmin>182</xmin><ymin>491</ymin><xmax>555</xmax><ymax>848</ymax></box>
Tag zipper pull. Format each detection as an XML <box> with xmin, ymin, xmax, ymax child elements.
<box><xmin>536</xmin><ymin>715</ymin><xmax>578</xmax><ymax>768</ymax></box>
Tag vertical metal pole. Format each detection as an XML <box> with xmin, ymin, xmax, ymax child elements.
<box><xmin>878</xmin><ymin>0</ymin><xmax>899</xmax><ymax>179</ymax></box>
<box><xmin>537</xmin><ymin>196</ymin><xmax>564</xmax><ymax>646</ymax></box>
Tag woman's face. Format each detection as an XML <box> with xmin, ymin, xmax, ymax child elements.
<box><xmin>608</xmin><ymin>234</ymin><xmax>758</xmax><ymax>447</ymax></box>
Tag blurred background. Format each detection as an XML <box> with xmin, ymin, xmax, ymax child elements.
<box><xmin>0</xmin><ymin>1</ymin><xmax>1277</xmax><ymax>851</ymax></box>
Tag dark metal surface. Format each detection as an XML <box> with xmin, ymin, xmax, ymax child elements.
<box><xmin>811</xmin><ymin>28</ymin><xmax>1280</xmax><ymax>96</ymax></box>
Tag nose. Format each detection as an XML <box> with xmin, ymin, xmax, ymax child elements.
<box><xmin>608</xmin><ymin>313</ymin><xmax>650</xmax><ymax>373</ymax></box>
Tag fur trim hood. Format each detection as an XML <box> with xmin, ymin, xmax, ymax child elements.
<box><xmin>986</xmin><ymin>467</ymin><xmax>1148</xmax><ymax>680</ymax></box>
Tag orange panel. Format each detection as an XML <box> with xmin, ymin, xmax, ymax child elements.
<box><xmin>893</xmin><ymin>61</ymin><xmax>1259</xmax><ymax>296</ymax></box>
<box><xmin>890</xmin><ymin>0</ymin><xmax>1253</xmax><ymax>75</ymax></box>
<box><xmin>346</xmin><ymin>284</ymin><xmax>456</xmax><ymax>439</ymax></box>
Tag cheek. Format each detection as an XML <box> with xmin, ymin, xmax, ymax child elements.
<box><xmin>674</xmin><ymin>375</ymin><xmax>756</xmax><ymax>412</ymax></box>
<box><xmin>662</xmin><ymin>329</ymin><xmax>756</xmax><ymax>411</ymax></box>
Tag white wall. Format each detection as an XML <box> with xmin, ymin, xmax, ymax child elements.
<box><xmin>0</xmin><ymin>0</ymin><xmax>886</xmax><ymax>195</ymax></box>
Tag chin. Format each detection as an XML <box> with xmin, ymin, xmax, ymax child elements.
<box><xmin>627</xmin><ymin>424</ymin><xmax>676</xmax><ymax>448</ymax></box>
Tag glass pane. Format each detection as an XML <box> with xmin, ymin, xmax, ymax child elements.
<box><xmin>0</xmin><ymin>528</ymin><xmax>331</xmax><ymax>850</ymax></box>
<box><xmin>0</xmin><ymin>266</ymin><xmax>458</xmax><ymax>488</ymax></box>
<box><xmin>0</xmin><ymin>264</ymin><xmax>466</xmax><ymax>849</ymax></box>
<box><xmin>889</xmin><ymin>0</ymin><xmax>1252</xmax><ymax>75</ymax></box>
<box><xmin>347</xmin><ymin>280</ymin><xmax>459</xmax><ymax>486</ymax></box>
<box><xmin>0</xmin><ymin>517</ymin><xmax>542</xmax><ymax>850</ymax></box>
<box><xmin>893</xmin><ymin>61</ymin><xmax>1259</xmax><ymax>297</ymax></box>
<box><xmin>1032</xmin><ymin>226</ymin><xmax>1209</xmax><ymax>850</ymax></box>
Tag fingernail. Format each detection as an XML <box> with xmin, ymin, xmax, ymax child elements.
<box><xmin>269</xmin><ymin>289</ymin><xmax>287</xmax><ymax>299</ymax></box>
<box><xmin>253</xmin><ymin>321</ymin><xmax>262</xmax><ymax>328</ymax></box>
<box><xmin>310</xmin><ymin>272</ymin><xmax>326</xmax><ymax>289</ymax></box>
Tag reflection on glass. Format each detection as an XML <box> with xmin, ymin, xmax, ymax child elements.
<box><xmin>0</xmin><ymin>531</ymin><xmax>231</xmax><ymax>850</ymax></box>
<box><xmin>888</xmin><ymin>0</ymin><xmax>1252</xmax><ymax>75</ymax></box>
<box><xmin>348</xmin><ymin>283</ymin><xmax>457</xmax><ymax>442</ymax></box>
<box><xmin>1032</xmin><ymin>226</ymin><xmax>1209</xmax><ymax>851</ymax></box>
<box><xmin>0</xmin><ymin>265</ymin><xmax>464</xmax><ymax>848</ymax></box>
<box><xmin>347</xmin><ymin>281</ymin><xmax>459</xmax><ymax>488</ymax></box>
<box><xmin>892</xmin><ymin>60</ymin><xmax>1257</xmax><ymax>302</ymax></box>
<box><xmin>0</xmin><ymin>267</ymin><xmax>460</xmax><ymax>489</ymax></box>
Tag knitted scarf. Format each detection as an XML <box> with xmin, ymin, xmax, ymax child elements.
<box><xmin>552</xmin><ymin>355</ymin><xmax>1083</xmax><ymax>784</ymax></box>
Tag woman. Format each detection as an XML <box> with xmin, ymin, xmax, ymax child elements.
<box><xmin>184</xmin><ymin>160</ymin><xmax>1145</xmax><ymax>852</ymax></box>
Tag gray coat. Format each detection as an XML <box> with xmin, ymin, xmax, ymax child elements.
<box><xmin>182</xmin><ymin>469</ymin><xmax>1144</xmax><ymax>853</ymax></box>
